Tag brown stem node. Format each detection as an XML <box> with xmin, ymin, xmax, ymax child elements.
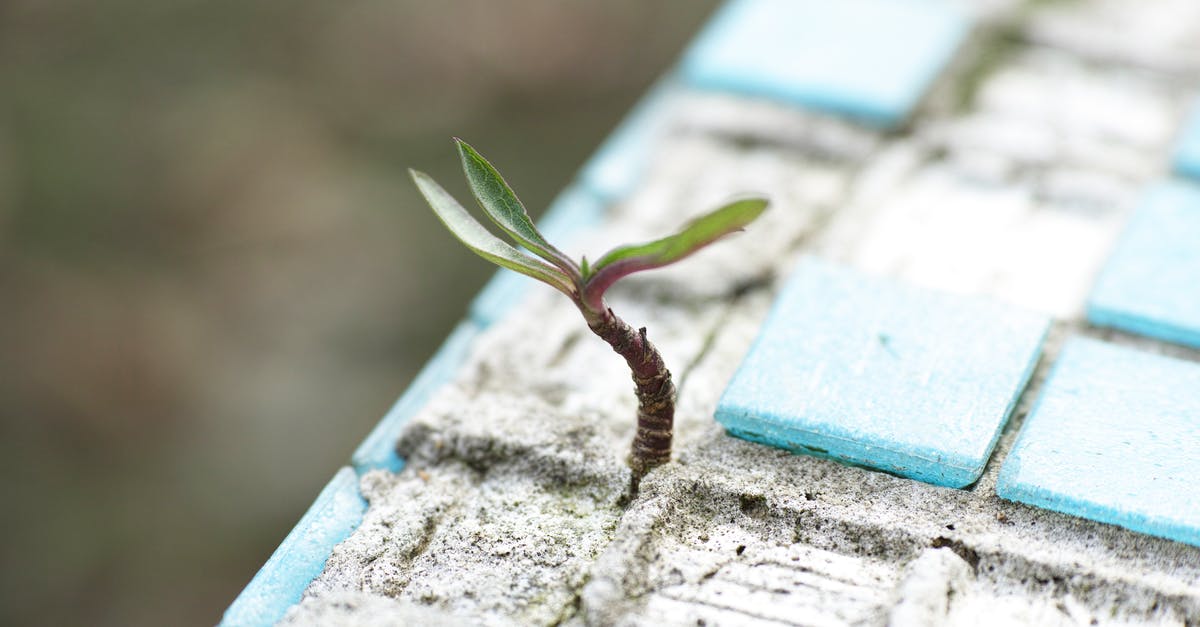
<box><xmin>586</xmin><ymin>309</ymin><xmax>675</xmax><ymax>497</ymax></box>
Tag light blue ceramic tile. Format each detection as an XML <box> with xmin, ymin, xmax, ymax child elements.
<box><xmin>680</xmin><ymin>0</ymin><xmax>969</xmax><ymax>129</ymax></box>
<box><xmin>1174</xmin><ymin>102</ymin><xmax>1200</xmax><ymax>181</ymax></box>
<box><xmin>469</xmin><ymin>185</ymin><xmax>607</xmax><ymax>327</ymax></box>
<box><xmin>1087</xmin><ymin>181</ymin><xmax>1200</xmax><ymax>349</ymax></box>
<box><xmin>716</xmin><ymin>258</ymin><xmax>1049</xmax><ymax>488</ymax></box>
<box><xmin>221</xmin><ymin>467</ymin><xmax>366</xmax><ymax>627</ymax></box>
<box><xmin>997</xmin><ymin>338</ymin><xmax>1200</xmax><ymax>548</ymax></box>
<box><xmin>578</xmin><ymin>77</ymin><xmax>680</xmax><ymax>202</ymax></box>
<box><xmin>351</xmin><ymin>321</ymin><xmax>480</xmax><ymax>473</ymax></box>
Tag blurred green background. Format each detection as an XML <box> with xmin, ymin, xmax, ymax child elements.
<box><xmin>0</xmin><ymin>2</ymin><xmax>718</xmax><ymax>624</ymax></box>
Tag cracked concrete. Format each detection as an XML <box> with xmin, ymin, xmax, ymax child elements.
<box><xmin>282</xmin><ymin>1</ymin><xmax>1200</xmax><ymax>624</ymax></box>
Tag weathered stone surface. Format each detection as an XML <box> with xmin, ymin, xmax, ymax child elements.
<box><xmin>291</xmin><ymin>391</ymin><xmax>629</xmax><ymax>627</ymax></box>
<box><xmin>1025</xmin><ymin>0</ymin><xmax>1200</xmax><ymax>75</ymax></box>
<box><xmin>284</xmin><ymin>2</ymin><xmax>1200</xmax><ymax>624</ymax></box>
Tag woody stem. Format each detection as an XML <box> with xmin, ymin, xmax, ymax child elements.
<box><xmin>585</xmin><ymin>306</ymin><xmax>675</xmax><ymax>496</ymax></box>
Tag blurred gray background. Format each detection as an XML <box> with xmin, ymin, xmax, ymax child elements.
<box><xmin>0</xmin><ymin>2</ymin><xmax>719</xmax><ymax>625</ymax></box>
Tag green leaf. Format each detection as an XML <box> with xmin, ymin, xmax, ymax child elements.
<box><xmin>580</xmin><ymin>198</ymin><xmax>767</xmax><ymax>312</ymax></box>
<box><xmin>410</xmin><ymin>169</ymin><xmax>575</xmax><ymax>296</ymax></box>
<box><xmin>455</xmin><ymin>139</ymin><xmax>579</xmax><ymax>278</ymax></box>
<box><xmin>593</xmin><ymin>198</ymin><xmax>768</xmax><ymax>274</ymax></box>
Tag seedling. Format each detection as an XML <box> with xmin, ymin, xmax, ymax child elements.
<box><xmin>411</xmin><ymin>139</ymin><xmax>767</xmax><ymax>494</ymax></box>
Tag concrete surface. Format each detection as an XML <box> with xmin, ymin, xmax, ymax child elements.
<box><xmin>281</xmin><ymin>0</ymin><xmax>1200</xmax><ymax>624</ymax></box>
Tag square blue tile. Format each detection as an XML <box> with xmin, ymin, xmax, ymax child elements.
<box><xmin>680</xmin><ymin>0</ymin><xmax>969</xmax><ymax>129</ymax></box>
<box><xmin>1087</xmin><ymin>181</ymin><xmax>1200</xmax><ymax>349</ymax></box>
<box><xmin>221</xmin><ymin>466</ymin><xmax>366</xmax><ymax>627</ymax></box>
<box><xmin>716</xmin><ymin>258</ymin><xmax>1049</xmax><ymax>488</ymax></box>
<box><xmin>352</xmin><ymin>321</ymin><xmax>480</xmax><ymax>473</ymax></box>
<box><xmin>997</xmin><ymin>338</ymin><xmax>1200</xmax><ymax>548</ymax></box>
<box><xmin>1174</xmin><ymin>101</ymin><xmax>1200</xmax><ymax>181</ymax></box>
<box><xmin>470</xmin><ymin>185</ymin><xmax>607</xmax><ymax>327</ymax></box>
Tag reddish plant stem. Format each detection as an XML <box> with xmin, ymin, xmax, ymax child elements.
<box><xmin>586</xmin><ymin>307</ymin><xmax>675</xmax><ymax>496</ymax></box>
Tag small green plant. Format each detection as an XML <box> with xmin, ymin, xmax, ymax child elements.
<box><xmin>411</xmin><ymin>139</ymin><xmax>767</xmax><ymax>494</ymax></box>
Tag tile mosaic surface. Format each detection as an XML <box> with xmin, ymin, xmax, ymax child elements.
<box><xmin>1088</xmin><ymin>181</ymin><xmax>1200</xmax><ymax>349</ymax></box>
<box><xmin>681</xmin><ymin>0</ymin><xmax>969</xmax><ymax>128</ymax></box>
<box><xmin>998</xmin><ymin>337</ymin><xmax>1200</xmax><ymax>548</ymax></box>
<box><xmin>716</xmin><ymin>257</ymin><xmax>1049</xmax><ymax>488</ymax></box>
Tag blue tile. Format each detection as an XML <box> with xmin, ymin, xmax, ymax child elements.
<box><xmin>578</xmin><ymin>77</ymin><xmax>680</xmax><ymax>202</ymax></box>
<box><xmin>998</xmin><ymin>338</ymin><xmax>1200</xmax><ymax>548</ymax></box>
<box><xmin>715</xmin><ymin>258</ymin><xmax>1049</xmax><ymax>488</ymax></box>
<box><xmin>470</xmin><ymin>185</ymin><xmax>607</xmax><ymax>327</ymax></box>
<box><xmin>1087</xmin><ymin>181</ymin><xmax>1200</xmax><ymax>349</ymax></box>
<box><xmin>680</xmin><ymin>0</ymin><xmax>969</xmax><ymax>129</ymax></box>
<box><xmin>352</xmin><ymin>321</ymin><xmax>480</xmax><ymax>473</ymax></box>
<box><xmin>221</xmin><ymin>467</ymin><xmax>366</xmax><ymax>627</ymax></box>
<box><xmin>1174</xmin><ymin>102</ymin><xmax>1200</xmax><ymax>181</ymax></box>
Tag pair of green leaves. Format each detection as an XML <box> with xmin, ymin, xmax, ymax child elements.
<box><xmin>410</xmin><ymin>139</ymin><xmax>767</xmax><ymax>314</ymax></box>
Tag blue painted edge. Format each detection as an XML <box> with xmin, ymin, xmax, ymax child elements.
<box><xmin>716</xmin><ymin>311</ymin><xmax>1047</xmax><ymax>489</ymax></box>
<box><xmin>221</xmin><ymin>69</ymin><xmax>630</xmax><ymax>627</ymax></box>
<box><xmin>468</xmin><ymin>185</ymin><xmax>608</xmax><ymax>327</ymax></box>
<box><xmin>1086</xmin><ymin>304</ymin><xmax>1200</xmax><ymax>350</ymax></box>
<box><xmin>1172</xmin><ymin>101</ymin><xmax>1200</xmax><ymax>181</ymax></box>
<box><xmin>577</xmin><ymin>75</ymin><xmax>681</xmax><ymax>203</ymax></box>
<box><xmin>222</xmin><ymin>320</ymin><xmax>481</xmax><ymax>624</ymax></box>
<box><xmin>996</xmin><ymin>338</ymin><xmax>1200</xmax><ymax>548</ymax></box>
<box><xmin>724</xmin><ymin>424</ymin><xmax>980</xmax><ymax>487</ymax></box>
<box><xmin>351</xmin><ymin>321</ymin><xmax>482</xmax><ymax>473</ymax></box>
<box><xmin>1000</xmin><ymin>476</ymin><xmax>1200</xmax><ymax>548</ymax></box>
<box><xmin>220</xmin><ymin>466</ymin><xmax>366</xmax><ymax>627</ymax></box>
<box><xmin>223</xmin><ymin>18</ymin><xmax>689</xmax><ymax>627</ymax></box>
